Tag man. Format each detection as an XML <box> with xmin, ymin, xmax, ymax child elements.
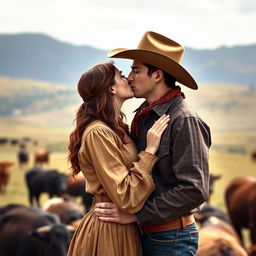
<box><xmin>95</xmin><ymin>31</ymin><xmax>211</xmax><ymax>255</ymax></box>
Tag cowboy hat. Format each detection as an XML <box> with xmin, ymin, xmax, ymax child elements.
<box><xmin>108</xmin><ymin>31</ymin><xmax>198</xmax><ymax>90</ymax></box>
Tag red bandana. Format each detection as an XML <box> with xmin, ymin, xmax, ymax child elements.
<box><xmin>131</xmin><ymin>86</ymin><xmax>185</xmax><ymax>139</ymax></box>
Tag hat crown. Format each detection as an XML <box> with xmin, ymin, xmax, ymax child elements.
<box><xmin>137</xmin><ymin>31</ymin><xmax>184</xmax><ymax>63</ymax></box>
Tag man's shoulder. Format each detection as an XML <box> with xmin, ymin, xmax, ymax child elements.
<box><xmin>168</xmin><ymin>97</ymin><xmax>198</xmax><ymax>119</ymax></box>
<box><xmin>168</xmin><ymin>97</ymin><xmax>210</xmax><ymax>130</ymax></box>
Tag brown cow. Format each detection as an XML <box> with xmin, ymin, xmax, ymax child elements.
<box><xmin>225</xmin><ymin>176</ymin><xmax>256</xmax><ymax>255</ymax></box>
<box><xmin>42</xmin><ymin>196</ymin><xmax>84</xmax><ymax>225</ymax></box>
<box><xmin>197</xmin><ymin>216</ymin><xmax>247</xmax><ymax>256</ymax></box>
<box><xmin>252</xmin><ymin>151</ymin><xmax>256</xmax><ymax>161</ymax></box>
<box><xmin>0</xmin><ymin>161</ymin><xmax>14</xmax><ymax>193</ymax></box>
<box><xmin>64</xmin><ymin>175</ymin><xmax>93</xmax><ymax>212</ymax></box>
<box><xmin>34</xmin><ymin>150</ymin><xmax>51</xmax><ymax>166</ymax></box>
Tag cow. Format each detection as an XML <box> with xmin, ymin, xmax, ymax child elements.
<box><xmin>42</xmin><ymin>196</ymin><xmax>84</xmax><ymax>225</ymax></box>
<box><xmin>194</xmin><ymin>205</ymin><xmax>231</xmax><ymax>225</ymax></box>
<box><xmin>0</xmin><ymin>138</ymin><xmax>8</xmax><ymax>145</ymax></box>
<box><xmin>0</xmin><ymin>161</ymin><xmax>14</xmax><ymax>193</ymax></box>
<box><xmin>252</xmin><ymin>151</ymin><xmax>256</xmax><ymax>161</ymax></box>
<box><xmin>197</xmin><ymin>216</ymin><xmax>247</xmax><ymax>256</ymax></box>
<box><xmin>22</xmin><ymin>136</ymin><xmax>32</xmax><ymax>142</ymax></box>
<box><xmin>25</xmin><ymin>168</ymin><xmax>67</xmax><ymax>206</ymax></box>
<box><xmin>10</xmin><ymin>139</ymin><xmax>19</xmax><ymax>145</ymax></box>
<box><xmin>18</xmin><ymin>143</ymin><xmax>29</xmax><ymax>169</ymax></box>
<box><xmin>208</xmin><ymin>173</ymin><xmax>222</xmax><ymax>203</ymax></box>
<box><xmin>0</xmin><ymin>204</ymin><xmax>75</xmax><ymax>256</ymax></box>
<box><xmin>34</xmin><ymin>150</ymin><xmax>51</xmax><ymax>166</ymax></box>
<box><xmin>64</xmin><ymin>175</ymin><xmax>93</xmax><ymax>212</ymax></box>
<box><xmin>225</xmin><ymin>176</ymin><xmax>256</xmax><ymax>255</ymax></box>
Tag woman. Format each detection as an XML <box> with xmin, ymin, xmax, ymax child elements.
<box><xmin>67</xmin><ymin>62</ymin><xmax>169</xmax><ymax>256</ymax></box>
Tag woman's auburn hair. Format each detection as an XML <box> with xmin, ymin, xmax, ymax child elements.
<box><xmin>68</xmin><ymin>62</ymin><xmax>128</xmax><ymax>177</ymax></box>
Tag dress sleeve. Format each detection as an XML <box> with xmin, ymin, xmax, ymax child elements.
<box><xmin>83</xmin><ymin>126</ymin><xmax>158</xmax><ymax>214</ymax></box>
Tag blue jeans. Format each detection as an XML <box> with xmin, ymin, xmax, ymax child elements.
<box><xmin>141</xmin><ymin>223</ymin><xmax>198</xmax><ymax>256</ymax></box>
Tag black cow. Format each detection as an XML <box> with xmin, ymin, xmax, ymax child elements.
<box><xmin>0</xmin><ymin>204</ymin><xmax>74</xmax><ymax>256</ymax></box>
<box><xmin>194</xmin><ymin>205</ymin><xmax>231</xmax><ymax>225</ymax></box>
<box><xmin>18</xmin><ymin>143</ymin><xmax>29</xmax><ymax>169</ymax></box>
<box><xmin>208</xmin><ymin>173</ymin><xmax>222</xmax><ymax>203</ymax></box>
<box><xmin>0</xmin><ymin>138</ymin><xmax>8</xmax><ymax>145</ymax></box>
<box><xmin>25</xmin><ymin>168</ymin><xmax>67</xmax><ymax>206</ymax></box>
<box><xmin>10</xmin><ymin>139</ymin><xmax>19</xmax><ymax>145</ymax></box>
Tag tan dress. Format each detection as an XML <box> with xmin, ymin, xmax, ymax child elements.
<box><xmin>67</xmin><ymin>121</ymin><xmax>158</xmax><ymax>256</ymax></box>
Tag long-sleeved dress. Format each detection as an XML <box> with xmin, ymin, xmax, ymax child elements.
<box><xmin>67</xmin><ymin>120</ymin><xmax>158</xmax><ymax>256</ymax></box>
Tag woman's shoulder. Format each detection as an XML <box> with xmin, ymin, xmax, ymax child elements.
<box><xmin>83</xmin><ymin>120</ymin><xmax>116</xmax><ymax>139</ymax></box>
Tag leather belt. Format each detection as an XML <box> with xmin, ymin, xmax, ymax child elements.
<box><xmin>142</xmin><ymin>214</ymin><xmax>195</xmax><ymax>234</ymax></box>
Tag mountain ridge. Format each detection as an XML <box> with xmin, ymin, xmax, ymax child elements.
<box><xmin>0</xmin><ymin>33</ymin><xmax>255</xmax><ymax>87</ymax></box>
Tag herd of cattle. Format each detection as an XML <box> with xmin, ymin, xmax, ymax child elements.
<box><xmin>195</xmin><ymin>176</ymin><xmax>256</xmax><ymax>256</ymax></box>
<box><xmin>0</xmin><ymin>162</ymin><xmax>93</xmax><ymax>256</ymax></box>
<box><xmin>0</xmin><ymin>145</ymin><xmax>256</xmax><ymax>255</ymax></box>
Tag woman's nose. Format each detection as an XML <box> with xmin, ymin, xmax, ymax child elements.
<box><xmin>127</xmin><ymin>72</ymin><xmax>133</xmax><ymax>81</ymax></box>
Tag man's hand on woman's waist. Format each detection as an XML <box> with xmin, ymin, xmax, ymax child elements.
<box><xmin>94</xmin><ymin>202</ymin><xmax>137</xmax><ymax>224</ymax></box>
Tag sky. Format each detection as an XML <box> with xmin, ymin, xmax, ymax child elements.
<box><xmin>0</xmin><ymin>0</ymin><xmax>255</xmax><ymax>50</ymax></box>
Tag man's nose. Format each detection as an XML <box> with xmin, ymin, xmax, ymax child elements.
<box><xmin>127</xmin><ymin>72</ymin><xmax>133</xmax><ymax>82</ymax></box>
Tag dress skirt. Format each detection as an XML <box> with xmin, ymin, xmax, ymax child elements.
<box><xmin>67</xmin><ymin>202</ymin><xmax>143</xmax><ymax>256</ymax></box>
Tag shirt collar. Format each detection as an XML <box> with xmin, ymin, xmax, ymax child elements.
<box><xmin>133</xmin><ymin>96</ymin><xmax>181</xmax><ymax>116</ymax></box>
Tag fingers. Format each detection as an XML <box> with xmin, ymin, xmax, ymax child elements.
<box><xmin>95</xmin><ymin>202</ymin><xmax>116</xmax><ymax>209</ymax></box>
<box><xmin>98</xmin><ymin>216</ymin><xmax>120</xmax><ymax>223</ymax></box>
<box><xmin>153</xmin><ymin>114</ymin><xmax>170</xmax><ymax>126</ymax></box>
<box><xmin>155</xmin><ymin>123</ymin><xmax>168</xmax><ymax>135</ymax></box>
<box><xmin>152</xmin><ymin>115</ymin><xmax>170</xmax><ymax>132</ymax></box>
<box><xmin>94</xmin><ymin>207</ymin><xmax>118</xmax><ymax>217</ymax></box>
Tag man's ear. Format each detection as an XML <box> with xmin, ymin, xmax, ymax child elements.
<box><xmin>109</xmin><ymin>85</ymin><xmax>116</xmax><ymax>95</ymax></box>
<box><xmin>153</xmin><ymin>70</ymin><xmax>164</xmax><ymax>83</ymax></box>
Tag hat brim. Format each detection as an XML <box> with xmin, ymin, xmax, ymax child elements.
<box><xmin>108</xmin><ymin>48</ymin><xmax>198</xmax><ymax>90</ymax></box>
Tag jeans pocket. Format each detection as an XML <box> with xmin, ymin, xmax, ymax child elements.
<box><xmin>148</xmin><ymin>231</ymin><xmax>176</xmax><ymax>243</ymax></box>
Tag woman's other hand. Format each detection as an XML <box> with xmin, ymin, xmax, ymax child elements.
<box><xmin>145</xmin><ymin>114</ymin><xmax>170</xmax><ymax>155</ymax></box>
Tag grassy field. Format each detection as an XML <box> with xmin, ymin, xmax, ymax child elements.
<box><xmin>0</xmin><ymin>135</ymin><xmax>255</xmax><ymax>249</ymax></box>
<box><xmin>0</xmin><ymin>112</ymin><xmax>255</xmax><ymax>208</ymax></box>
<box><xmin>1</xmin><ymin>143</ymin><xmax>255</xmax><ymax>208</ymax></box>
<box><xmin>0</xmin><ymin>150</ymin><xmax>71</xmax><ymax>206</ymax></box>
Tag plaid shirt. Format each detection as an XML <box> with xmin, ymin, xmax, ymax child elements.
<box><xmin>133</xmin><ymin>96</ymin><xmax>211</xmax><ymax>224</ymax></box>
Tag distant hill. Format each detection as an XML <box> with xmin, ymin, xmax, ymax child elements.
<box><xmin>0</xmin><ymin>76</ymin><xmax>77</xmax><ymax>117</ymax></box>
<box><xmin>0</xmin><ymin>76</ymin><xmax>255</xmax><ymax>132</ymax></box>
<box><xmin>0</xmin><ymin>33</ymin><xmax>108</xmax><ymax>85</ymax></box>
<box><xmin>0</xmin><ymin>33</ymin><xmax>255</xmax><ymax>86</ymax></box>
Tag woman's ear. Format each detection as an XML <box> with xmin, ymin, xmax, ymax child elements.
<box><xmin>109</xmin><ymin>85</ymin><xmax>116</xmax><ymax>95</ymax></box>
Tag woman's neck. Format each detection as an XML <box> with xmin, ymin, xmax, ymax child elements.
<box><xmin>113</xmin><ymin>98</ymin><xmax>124</xmax><ymax>122</ymax></box>
<box><xmin>114</xmin><ymin>98</ymin><xmax>124</xmax><ymax>112</ymax></box>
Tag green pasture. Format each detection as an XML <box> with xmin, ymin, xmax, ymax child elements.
<box><xmin>1</xmin><ymin>143</ymin><xmax>255</xmax><ymax>208</ymax></box>
<box><xmin>0</xmin><ymin>129</ymin><xmax>255</xmax><ymax>249</ymax></box>
<box><xmin>0</xmin><ymin>150</ymin><xmax>71</xmax><ymax>206</ymax></box>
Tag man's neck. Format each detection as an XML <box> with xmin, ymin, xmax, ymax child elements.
<box><xmin>146</xmin><ymin>87</ymin><xmax>173</xmax><ymax>105</ymax></box>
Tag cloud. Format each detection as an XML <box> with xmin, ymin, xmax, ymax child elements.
<box><xmin>0</xmin><ymin>0</ymin><xmax>255</xmax><ymax>50</ymax></box>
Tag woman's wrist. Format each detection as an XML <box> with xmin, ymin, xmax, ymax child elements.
<box><xmin>145</xmin><ymin>146</ymin><xmax>156</xmax><ymax>155</ymax></box>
